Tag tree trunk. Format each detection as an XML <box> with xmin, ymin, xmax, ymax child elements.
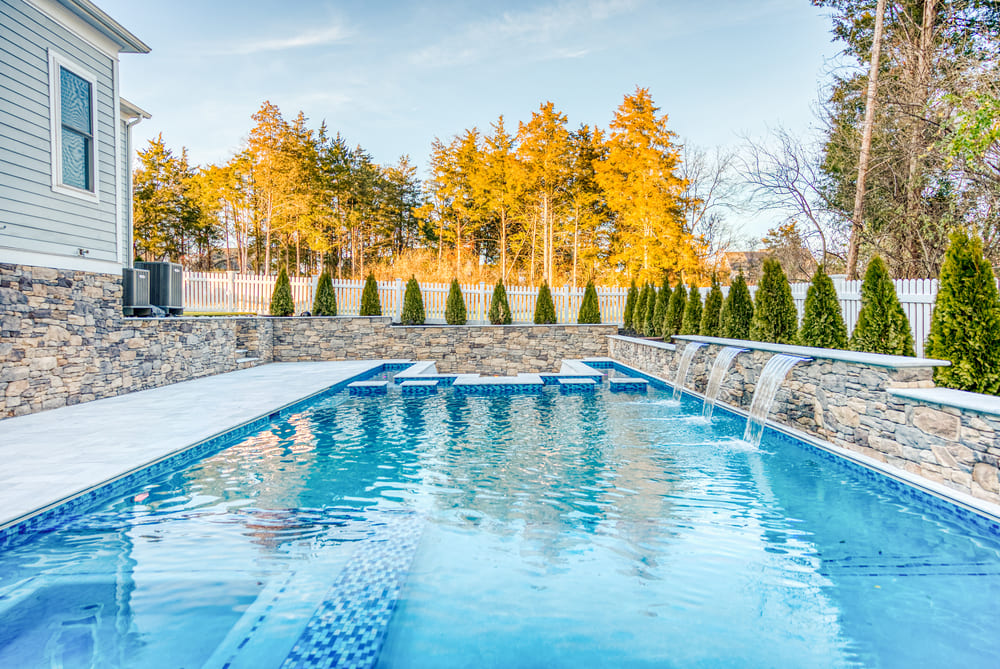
<box><xmin>847</xmin><ymin>0</ymin><xmax>887</xmax><ymax>280</ymax></box>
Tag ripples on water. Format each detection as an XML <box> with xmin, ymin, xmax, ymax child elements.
<box><xmin>1</xmin><ymin>387</ymin><xmax>1000</xmax><ymax>668</ymax></box>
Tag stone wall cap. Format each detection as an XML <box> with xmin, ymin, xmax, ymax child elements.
<box><xmin>888</xmin><ymin>386</ymin><xmax>1000</xmax><ymax>417</ymax></box>
<box><xmin>608</xmin><ymin>335</ymin><xmax>676</xmax><ymax>351</ymax></box>
<box><xmin>672</xmin><ymin>335</ymin><xmax>949</xmax><ymax>369</ymax></box>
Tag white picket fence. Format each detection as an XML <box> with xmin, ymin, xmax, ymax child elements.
<box><xmin>183</xmin><ymin>271</ymin><xmax>940</xmax><ymax>357</ymax></box>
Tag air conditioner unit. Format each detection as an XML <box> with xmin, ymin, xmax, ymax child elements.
<box><xmin>122</xmin><ymin>268</ymin><xmax>151</xmax><ymax>316</ymax></box>
<box><xmin>134</xmin><ymin>261</ymin><xmax>184</xmax><ymax>315</ymax></box>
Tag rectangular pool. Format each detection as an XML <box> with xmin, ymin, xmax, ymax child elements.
<box><xmin>1</xmin><ymin>364</ymin><xmax>999</xmax><ymax>667</ymax></box>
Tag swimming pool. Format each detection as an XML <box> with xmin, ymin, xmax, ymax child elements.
<box><xmin>1</xmin><ymin>363</ymin><xmax>999</xmax><ymax>667</ymax></box>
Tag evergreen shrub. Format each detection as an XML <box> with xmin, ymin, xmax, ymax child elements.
<box><xmin>643</xmin><ymin>284</ymin><xmax>658</xmax><ymax>335</ymax></box>
<box><xmin>653</xmin><ymin>276</ymin><xmax>671</xmax><ymax>336</ymax></box>
<box><xmin>849</xmin><ymin>256</ymin><xmax>914</xmax><ymax>356</ymax></box>
<box><xmin>578</xmin><ymin>281</ymin><xmax>601</xmax><ymax>324</ymax></box>
<box><xmin>269</xmin><ymin>267</ymin><xmax>294</xmax><ymax>317</ymax></box>
<box><xmin>925</xmin><ymin>230</ymin><xmax>1000</xmax><ymax>394</ymax></box>
<box><xmin>400</xmin><ymin>276</ymin><xmax>425</xmax><ymax>325</ymax></box>
<box><xmin>445</xmin><ymin>279</ymin><xmax>467</xmax><ymax>325</ymax></box>
<box><xmin>700</xmin><ymin>277</ymin><xmax>723</xmax><ymax>337</ymax></box>
<box><xmin>798</xmin><ymin>266</ymin><xmax>847</xmax><ymax>349</ymax></box>
<box><xmin>359</xmin><ymin>273</ymin><xmax>381</xmax><ymax>316</ymax></box>
<box><xmin>488</xmin><ymin>281</ymin><xmax>513</xmax><ymax>324</ymax></box>
<box><xmin>749</xmin><ymin>258</ymin><xmax>797</xmax><ymax>344</ymax></box>
<box><xmin>680</xmin><ymin>284</ymin><xmax>702</xmax><ymax>335</ymax></box>
<box><xmin>623</xmin><ymin>280</ymin><xmax>638</xmax><ymax>332</ymax></box>
<box><xmin>720</xmin><ymin>272</ymin><xmax>753</xmax><ymax>339</ymax></box>
<box><xmin>664</xmin><ymin>281</ymin><xmax>687</xmax><ymax>337</ymax></box>
<box><xmin>534</xmin><ymin>282</ymin><xmax>557</xmax><ymax>324</ymax></box>
<box><xmin>312</xmin><ymin>270</ymin><xmax>337</xmax><ymax>316</ymax></box>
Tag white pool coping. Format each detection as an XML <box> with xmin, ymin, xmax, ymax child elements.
<box><xmin>888</xmin><ymin>386</ymin><xmax>1000</xmax><ymax>418</ymax></box>
<box><xmin>0</xmin><ymin>360</ymin><xmax>393</xmax><ymax>529</ymax></box>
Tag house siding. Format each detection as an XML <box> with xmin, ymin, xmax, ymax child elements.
<box><xmin>0</xmin><ymin>0</ymin><xmax>119</xmax><ymax>264</ymax></box>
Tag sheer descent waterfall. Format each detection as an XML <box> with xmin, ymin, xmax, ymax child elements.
<box><xmin>702</xmin><ymin>346</ymin><xmax>747</xmax><ymax>420</ymax></box>
<box><xmin>743</xmin><ymin>354</ymin><xmax>810</xmax><ymax>446</ymax></box>
<box><xmin>672</xmin><ymin>343</ymin><xmax>705</xmax><ymax>401</ymax></box>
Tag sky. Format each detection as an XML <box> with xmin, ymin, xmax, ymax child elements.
<box><xmin>100</xmin><ymin>0</ymin><xmax>842</xmax><ymax>241</ymax></box>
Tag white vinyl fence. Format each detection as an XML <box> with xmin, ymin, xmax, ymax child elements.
<box><xmin>183</xmin><ymin>272</ymin><xmax>940</xmax><ymax>357</ymax></box>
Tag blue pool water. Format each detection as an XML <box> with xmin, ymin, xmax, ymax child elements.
<box><xmin>2</xmin><ymin>368</ymin><xmax>1000</xmax><ymax>667</ymax></box>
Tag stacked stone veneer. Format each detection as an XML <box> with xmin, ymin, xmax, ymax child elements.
<box><xmin>270</xmin><ymin>318</ymin><xmax>616</xmax><ymax>373</ymax></box>
<box><xmin>2</xmin><ymin>263</ymin><xmax>615</xmax><ymax>418</ymax></box>
<box><xmin>608</xmin><ymin>335</ymin><xmax>1000</xmax><ymax>506</ymax></box>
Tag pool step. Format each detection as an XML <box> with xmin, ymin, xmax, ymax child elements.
<box><xmin>401</xmin><ymin>380</ymin><xmax>438</xmax><ymax>396</ymax></box>
<box><xmin>609</xmin><ymin>377</ymin><xmax>648</xmax><ymax>393</ymax></box>
<box><xmin>557</xmin><ymin>378</ymin><xmax>598</xmax><ymax>394</ymax></box>
<box><xmin>453</xmin><ymin>374</ymin><xmax>544</xmax><ymax>395</ymax></box>
<box><xmin>348</xmin><ymin>381</ymin><xmax>388</xmax><ymax>396</ymax></box>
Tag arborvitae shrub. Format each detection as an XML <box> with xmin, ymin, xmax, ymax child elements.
<box><xmin>653</xmin><ymin>275</ymin><xmax>671</xmax><ymax>336</ymax></box>
<box><xmin>634</xmin><ymin>283</ymin><xmax>650</xmax><ymax>334</ymax></box>
<box><xmin>680</xmin><ymin>284</ymin><xmax>703</xmax><ymax>335</ymax></box>
<box><xmin>798</xmin><ymin>265</ymin><xmax>848</xmax><ymax>349</ymax></box>
<box><xmin>849</xmin><ymin>256</ymin><xmax>915</xmax><ymax>356</ymax></box>
<box><xmin>534</xmin><ymin>282</ymin><xmax>556</xmax><ymax>324</ymax></box>
<box><xmin>488</xmin><ymin>281</ymin><xmax>513</xmax><ymax>324</ymax></box>
<box><xmin>269</xmin><ymin>267</ymin><xmax>294</xmax><ymax>316</ymax></box>
<box><xmin>445</xmin><ymin>278</ymin><xmax>467</xmax><ymax>325</ymax></box>
<box><xmin>664</xmin><ymin>281</ymin><xmax>687</xmax><ymax>337</ymax></box>
<box><xmin>925</xmin><ymin>230</ymin><xmax>1000</xmax><ymax>394</ymax></box>
<box><xmin>721</xmin><ymin>271</ymin><xmax>754</xmax><ymax>339</ymax></box>
<box><xmin>312</xmin><ymin>270</ymin><xmax>337</xmax><ymax>316</ymax></box>
<box><xmin>643</xmin><ymin>284</ymin><xmax>658</xmax><ymax>335</ymax></box>
<box><xmin>400</xmin><ymin>276</ymin><xmax>425</xmax><ymax>325</ymax></box>
<box><xmin>750</xmin><ymin>258</ymin><xmax>798</xmax><ymax>344</ymax></box>
<box><xmin>700</xmin><ymin>277</ymin><xmax>723</xmax><ymax>337</ymax></box>
<box><xmin>623</xmin><ymin>280</ymin><xmax>638</xmax><ymax>332</ymax></box>
<box><xmin>578</xmin><ymin>280</ymin><xmax>601</xmax><ymax>324</ymax></box>
<box><xmin>359</xmin><ymin>273</ymin><xmax>381</xmax><ymax>316</ymax></box>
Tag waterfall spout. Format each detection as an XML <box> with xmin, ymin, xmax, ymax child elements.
<box><xmin>743</xmin><ymin>354</ymin><xmax>810</xmax><ymax>446</ymax></box>
<box><xmin>672</xmin><ymin>342</ymin><xmax>705</xmax><ymax>401</ymax></box>
<box><xmin>702</xmin><ymin>346</ymin><xmax>747</xmax><ymax>420</ymax></box>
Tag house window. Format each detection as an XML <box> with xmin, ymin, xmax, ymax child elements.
<box><xmin>48</xmin><ymin>50</ymin><xmax>99</xmax><ymax>201</ymax></box>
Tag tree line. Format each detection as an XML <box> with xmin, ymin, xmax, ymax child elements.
<box><xmin>133</xmin><ymin>88</ymin><xmax>710</xmax><ymax>286</ymax></box>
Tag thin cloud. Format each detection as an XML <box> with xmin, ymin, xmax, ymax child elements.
<box><xmin>216</xmin><ymin>23</ymin><xmax>350</xmax><ymax>56</ymax></box>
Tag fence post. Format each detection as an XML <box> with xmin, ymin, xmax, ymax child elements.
<box><xmin>395</xmin><ymin>278</ymin><xmax>404</xmax><ymax>322</ymax></box>
<box><xmin>479</xmin><ymin>282</ymin><xmax>486</xmax><ymax>324</ymax></box>
<box><xmin>226</xmin><ymin>270</ymin><xmax>235</xmax><ymax>312</ymax></box>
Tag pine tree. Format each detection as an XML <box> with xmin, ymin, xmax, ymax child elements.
<box><xmin>400</xmin><ymin>276</ymin><xmax>425</xmax><ymax>325</ymax></box>
<box><xmin>721</xmin><ymin>272</ymin><xmax>754</xmax><ymax>339</ymax></box>
<box><xmin>269</xmin><ymin>267</ymin><xmax>295</xmax><ymax>316</ymax></box>
<box><xmin>664</xmin><ymin>281</ymin><xmax>687</xmax><ymax>337</ymax></box>
<box><xmin>680</xmin><ymin>284</ymin><xmax>703</xmax><ymax>335</ymax></box>
<box><xmin>534</xmin><ymin>282</ymin><xmax>557</xmax><ymax>324</ymax></box>
<box><xmin>623</xmin><ymin>279</ymin><xmax>638</xmax><ymax>332</ymax></box>
<box><xmin>578</xmin><ymin>280</ymin><xmax>601</xmax><ymax>324</ymax></box>
<box><xmin>799</xmin><ymin>265</ymin><xmax>848</xmax><ymax>349</ymax></box>
<box><xmin>445</xmin><ymin>278</ymin><xmax>467</xmax><ymax>325</ymax></box>
<box><xmin>359</xmin><ymin>273</ymin><xmax>381</xmax><ymax>316</ymax></box>
<box><xmin>750</xmin><ymin>258</ymin><xmax>798</xmax><ymax>344</ymax></box>
<box><xmin>925</xmin><ymin>230</ymin><xmax>1000</xmax><ymax>394</ymax></box>
<box><xmin>700</xmin><ymin>277</ymin><xmax>723</xmax><ymax>337</ymax></box>
<box><xmin>488</xmin><ymin>281</ymin><xmax>513</xmax><ymax>325</ymax></box>
<box><xmin>311</xmin><ymin>270</ymin><xmax>337</xmax><ymax>316</ymax></box>
<box><xmin>849</xmin><ymin>256</ymin><xmax>915</xmax><ymax>356</ymax></box>
<box><xmin>653</xmin><ymin>275</ymin><xmax>671</xmax><ymax>336</ymax></box>
<box><xmin>642</xmin><ymin>284</ymin><xmax>658</xmax><ymax>335</ymax></box>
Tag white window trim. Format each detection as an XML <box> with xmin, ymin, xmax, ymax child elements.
<box><xmin>48</xmin><ymin>49</ymin><xmax>100</xmax><ymax>204</ymax></box>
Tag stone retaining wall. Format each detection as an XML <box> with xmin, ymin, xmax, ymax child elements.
<box><xmin>608</xmin><ymin>335</ymin><xmax>1000</xmax><ymax>505</ymax></box>
<box><xmin>270</xmin><ymin>319</ymin><xmax>616</xmax><ymax>374</ymax></box>
<box><xmin>2</xmin><ymin>263</ymin><xmax>616</xmax><ymax>417</ymax></box>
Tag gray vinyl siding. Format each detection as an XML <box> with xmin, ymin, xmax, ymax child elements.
<box><xmin>0</xmin><ymin>0</ymin><xmax>120</xmax><ymax>263</ymax></box>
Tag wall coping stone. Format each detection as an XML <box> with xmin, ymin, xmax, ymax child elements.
<box><xmin>888</xmin><ymin>386</ymin><xmax>1000</xmax><ymax>417</ymax></box>
<box><xmin>673</xmin><ymin>334</ymin><xmax>949</xmax><ymax>369</ymax></box>
<box><xmin>608</xmin><ymin>335</ymin><xmax>676</xmax><ymax>351</ymax></box>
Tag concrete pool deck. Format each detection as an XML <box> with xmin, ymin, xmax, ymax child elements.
<box><xmin>0</xmin><ymin>360</ymin><xmax>389</xmax><ymax>529</ymax></box>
